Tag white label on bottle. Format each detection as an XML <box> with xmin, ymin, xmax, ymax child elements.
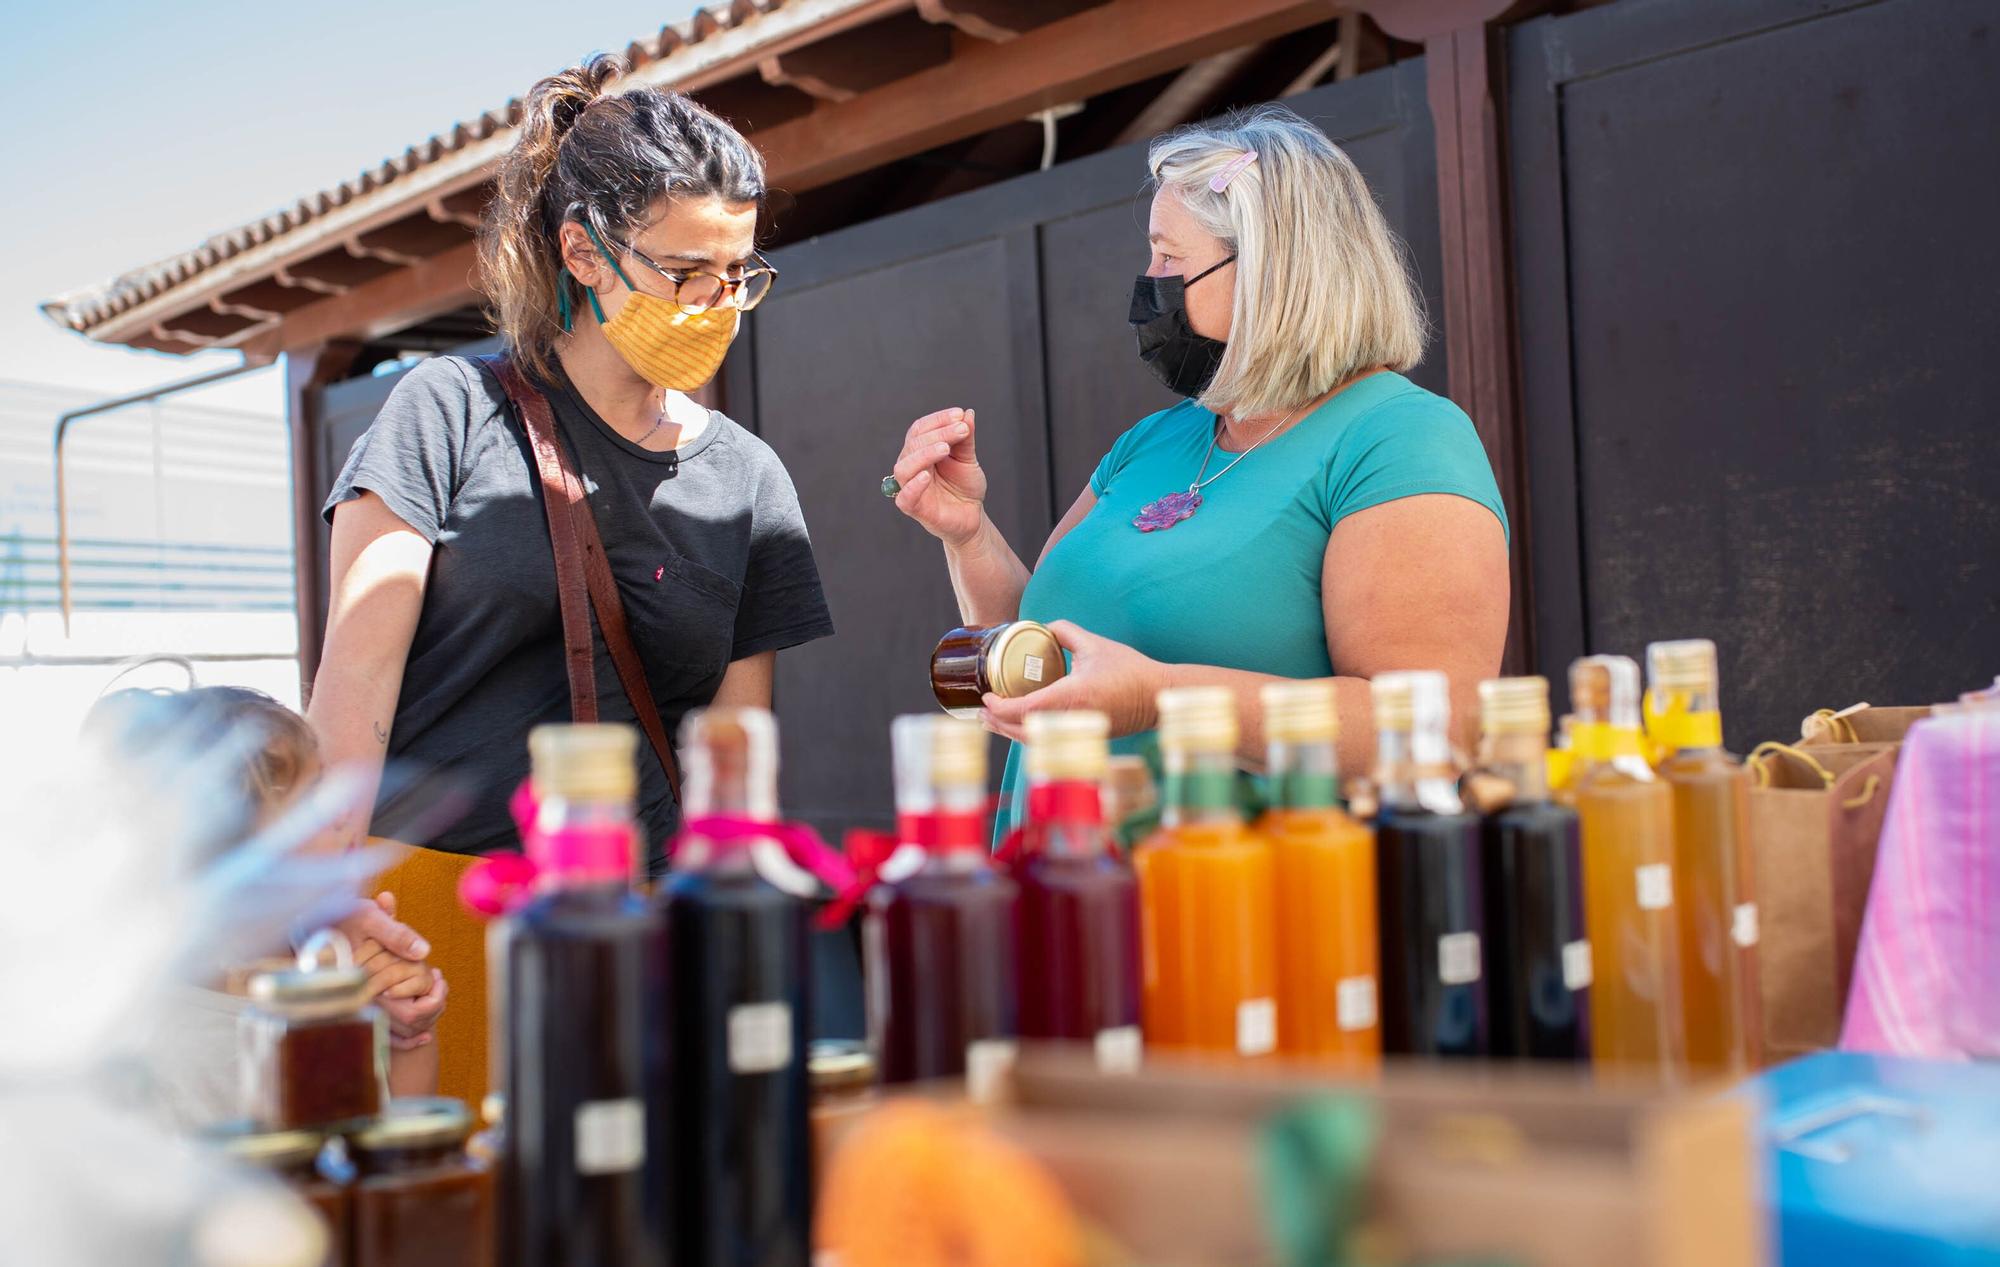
<box><xmin>1094</xmin><ymin>1026</ymin><xmax>1144</xmax><ymax>1074</ymax></box>
<box><xmin>1336</xmin><ymin>976</ymin><xmax>1378</xmax><ymax>1031</ymax></box>
<box><xmin>728</xmin><ymin>1002</ymin><xmax>794</xmax><ymax>1075</ymax></box>
<box><xmin>965</xmin><ymin>1039</ymin><xmax>1019</xmax><ymax>1104</ymax></box>
<box><xmin>1237</xmin><ymin>998</ymin><xmax>1278</xmax><ymax>1056</ymax></box>
<box><xmin>1023</xmin><ymin>655</ymin><xmax>1046</xmax><ymax>683</ymax></box>
<box><xmin>1733</xmin><ymin>902</ymin><xmax>1760</xmax><ymax>948</ymax></box>
<box><xmin>1438</xmin><ymin>932</ymin><xmax>1482</xmax><ymax>986</ymax></box>
<box><xmin>1636</xmin><ymin>863</ymin><xmax>1674</xmax><ymax>911</ymax></box>
<box><xmin>574</xmin><ymin>1099</ymin><xmax>645</xmax><ymax>1176</ymax></box>
<box><xmin>1563</xmin><ymin>940</ymin><xmax>1594</xmax><ymax>992</ymax></box>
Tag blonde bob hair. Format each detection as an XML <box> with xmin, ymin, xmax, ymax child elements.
<box><xmin>1148</xmin><ymin>105</ymin><xmax>1426</xmax><ymax>419</ymax></box>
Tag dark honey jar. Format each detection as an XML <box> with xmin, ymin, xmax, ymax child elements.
<box><xmin>808</xmin><ymin>1040</ymin><xmax>877</xmax><ymax>1196</ymax></box>
<box><xmin>205</xmin><ymin>1121</ymin><xmax>350</xmax><ymax>1266</ymax></box>
<box><xmin>348</xmin><ymin>1097</ymin><xmax>494</xmax><ymax>1267</ymax></box>
<box><xmin>930</xmin><ymin>622</ymin><xmax>1069</xmax><ymax>720</ymax></box>
<box><xmin>241</xmin><ymin>935</ymin><xmax>387</xmax><ymax>1133</ymax></box>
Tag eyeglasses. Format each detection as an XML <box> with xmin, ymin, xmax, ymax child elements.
<box><xmin>615</xmin><ymin>239</ymin><xmax>779</xmax><ymax>314</ymax></box>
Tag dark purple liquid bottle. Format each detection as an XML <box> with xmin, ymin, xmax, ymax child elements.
<box><xmin>496</xmin><ymin>724</ymin><xmax>670</xmax><ymax>1267</ymax></box>
<box><xmin>657</xmin><ymin>708</ymin><xmax>812</xmax><ymax>1267</ymax></box>
<box><xmin>865</xmin><ymin>716</ymin><xmax>1018</xmax><ymax>1087</ymax></box>
<box><xmin>1012</xmin><ymin>711</ymin><xmax>1143</xmax><ymax>1063</ymax></box>
<box><xmin>869</xmin><ymin>852</ymin><xmax>1018</xmax><ymax>1084</ymax></box>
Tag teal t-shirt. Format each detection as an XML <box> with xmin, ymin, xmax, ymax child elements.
<box><xmin>996</xmin><ymin>371</ymin><xmax>1507</xmax><ymax>837</ymax></box>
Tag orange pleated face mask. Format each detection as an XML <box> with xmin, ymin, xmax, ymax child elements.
<box><xmin>572</xmin><ymin>223</ymin><xmax>740</xmax><ymax>391</ymax></box>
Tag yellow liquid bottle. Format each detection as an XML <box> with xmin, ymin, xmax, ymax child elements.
<box><xmin>1257</xmin><ymin>680</ymin><xmax>1379</xmax><ymax>1067</ymax></box>
<box><xmin>1647</xmin><ymin>639</ymin><xmax>1761</xmax><ymax>1075</ymax></box>
<box><xmin>1136</xmin><ymin>686</ymin><xmax>1278</xmax><ymax>1058</ymax></box>
<box><xmin>1571</xmin><ymin>656</ymin><xmax>1687</xmax><ymax>1082</ymax></box>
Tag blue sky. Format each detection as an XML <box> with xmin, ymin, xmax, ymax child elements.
<box><xmin>0</xmin><ymin>0</ymin><xmax>702</xmax><ymax>415</ymax></box>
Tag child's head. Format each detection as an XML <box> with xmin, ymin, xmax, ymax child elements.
<box><xmin>84</xmin><ymin>686</ymin><xmax>321</xmax><ymax>868</ymax></box>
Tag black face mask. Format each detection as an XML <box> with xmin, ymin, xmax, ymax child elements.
<box><xmin>1129</xmin><ymin>255</ymin><xmax>1235</xmax><ymax>398</ymax></box>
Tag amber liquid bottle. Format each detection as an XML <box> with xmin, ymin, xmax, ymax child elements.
<box><xmin>1647</xmin><ymin>639</ymin><xmax>1761</xmax><ymax>1075</ymax></box>
<box><xmin>1571</xmin><ymin>656</ymin><xmax>1687</xmax><ymax>1082</ymax></box>
<box><xmin>1135</xmin><ymin>686</ymin><xmax>1278</xmax><ymax>1057</ymax></box>
<box><xmin>498</xmin><ymin>724</ymin><xmax>670</xmax><ymax>1267</ymax></box>
<box><xmin>1013</xmin><ymin>710</ymin><xmax>1143</xmax><ymax>1067</ymax></box>
<box><xmin>1372</xmin><ymin>671</ymin><xmax>1487</xmax><ymax>1059</ymax></box>
<box><xmin>657</xmin><ymin>709</ymin><xmax>812</xmax><ymax>1267</ymax></box>
<box><xmin>1258</xmin><ymin>679</ymin><xmax>1379</xmax><ymax>1066</ymax></box>
<box><xmin>865</xmin><ymin>715</ymin><xmax>1019</xmax><ymax>1090</ymax></box>
<box><xmin>1478</xmin><ymin>677</ymin><xmax>1590</xmax><ymax>1062</ymax></box>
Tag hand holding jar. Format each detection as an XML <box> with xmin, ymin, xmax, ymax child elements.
<box><xmin>978</xmin><ymin>621</ymin><xmax>1167</xmax><ymax>743</ymax></box>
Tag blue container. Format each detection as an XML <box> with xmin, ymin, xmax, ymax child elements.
<box><xmin>1755</xmin><ymin>1052</ymin><xmax>2000</xmax><ymax>1265</ymax></box>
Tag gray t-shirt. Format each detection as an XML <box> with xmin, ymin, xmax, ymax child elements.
<box><xmin>323</xmin><ymin>355</ymin><xmax>833</xmax><ymax>859</ymax></box>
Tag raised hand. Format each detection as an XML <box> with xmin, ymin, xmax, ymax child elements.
<box><xmin>890</xmin><ymin>407</ymin><xmax>987</xmax><ymax>547</ymax></box>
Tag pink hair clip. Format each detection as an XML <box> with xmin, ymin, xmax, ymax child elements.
<box><xmin>1209</xmin><ymin>150</ymin><xmax>1259</xmax><ymax>193</ymax></box>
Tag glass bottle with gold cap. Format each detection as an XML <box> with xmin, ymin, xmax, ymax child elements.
<box><xmin>1570</xmin><ymin>656</ymin><xmax>1687</xmax><ymax>1081</ymax></box>
<box><xmin>1012</xmin><ymin>710</ymin><xmax>1143</xmax><ymax>1070</ymax></box>
<box><xmin>1135</xmin><ymin>686</ymin><xmax>1278</xmax><ymax>1057</ymax></box>
<box><xmin>1258</xmin><ymin>679</ymin><xmax>1379</xmax><ymax>1065</ymax></box>
<box><xmin>657</xmin><ymin>707</ymin><xmax>813</xmax><ymax>1267</ymax></box>
<box><xmin>498</xmin><ymin>722</ymin><xmax>669</xmax><ymax>1267</ymax></box>
<box><xmin>1478</xmin><ymin>676</ymin><xmax>1590</xmax><ymax>1062</ymax></box>
<box><xmin>865</xmin><ymin>714</ymin><xmax>1019</xmax><ymax>1091</ymax></box>
<box><xmin>1372</xmin><ymin>671</ymin><xmax>1487</xmax><ymax>1059</ymax></box>
<box><xmin>1646</xmin><ymin>638</ymin><xmax>1761</xmax><ymax>1074</ymax></box>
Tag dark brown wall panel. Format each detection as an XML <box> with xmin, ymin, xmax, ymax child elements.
<box><xmin>1512</xmin><ymin>0</ymin><xmax>2000</xmax><ymax>749</ymax></box>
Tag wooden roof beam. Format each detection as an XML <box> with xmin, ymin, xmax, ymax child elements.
<box><xmin>154</xmin><ymin>308</ymin><xmax>259</xmax><ymax>342</ymax></box>
<box><xmin>915</xmin><ymin>0</ymin><xmax>1111</xmax><ymax>42</ymax></box>
<box><xmin>754</xmin><ymin>0</ymin><xmax>1342</xmax><ymax>192</ymax></box>
<box><xmin>426</xmin><ymin>186</ymin><xmax>491</xmax><ymax>230</ymax></box>
<box><xmin>691</xmin><ymin>72</ymin><xmax>818</xmax><ymax>134</ymax></box>
<box><xmin>212</xmin><ymin>278</ymin><xmax>326</xmax><ymax>321</ymax></box>
<box><xmin>1112</xmin><ymin>45</ymin><xmax>1264</xmax><ymax>146</ymax></box>
<box><xmin>758</xmin><ymin>11</ymin><xmax>953</xmax><ymax>102</ymax></box>
<box><xmin>353</xmin><ymin>216</ymin><xmax>477</xmax><ymax>263</ymax></box>
<box><xmin>238</xmin><ymin>239</ymin><xmax>482</xmax><ymax>360</ymax></box>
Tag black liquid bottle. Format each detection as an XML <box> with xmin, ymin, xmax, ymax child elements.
<box><xmin>498</xmin><ymin>723</ymin><xmax>670</xmax><ymax>1267</ymax></box>
<box><xmin>1478</xmin><ymin>676</ymin><xmax>1591</xmax><ymax>1061</ymax></box>
<box><xmin>658</xmin><ymin>707</ymin><xmax>813</xmax><ymax>1267</ymax></box>
<box><xmin>1371</xmin><ymin>671</ymin><xmax>1488</xmax><ymax>1058</ymax></box>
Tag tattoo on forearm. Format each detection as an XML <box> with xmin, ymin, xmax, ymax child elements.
<box><xmin>373</xmin><ymin>720</ymin><xmax>389</xmax><ymax>745</ymax></box>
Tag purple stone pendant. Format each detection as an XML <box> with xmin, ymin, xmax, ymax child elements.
<box><xmin>1134</xmin><ymin>489</ymin><xmax>1202</xmax><ymax>532</ymax></box>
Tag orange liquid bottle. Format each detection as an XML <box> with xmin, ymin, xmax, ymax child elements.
<box><xmin>1646</xmin><ymin>639</ymin><xmax>1761</xmax><ymax>1075</ymax></box>
<box><xmin>1135</xmin><ymin>686</ymin><xmax>1278</xmax><ymax>1058</ymax></box>
<box><xmin>1257</xmin><ymin>680</ymin><xmax>1378</xmax><ymax>1066</ymax></box>
<box><xmin>1571</xmin><ymin>656</ymin><xmax>1687</xmax><ymax>1082</ymax></box>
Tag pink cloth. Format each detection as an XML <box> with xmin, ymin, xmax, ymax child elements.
<box><xmin>1841</xmin><ymin>708</ymin><xmax>2000</xmax><ymax>1058</ymax></box>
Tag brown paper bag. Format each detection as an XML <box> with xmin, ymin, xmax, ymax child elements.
<box><xmin>1746</xmin><ymin>744</ymin><xmax>1898</xmax><ymax>1062</ymax></box>
<box><xmin>1798</xmin><ymin>703</ymin><xmax>1933</xmax><ymax>748</ymax></box>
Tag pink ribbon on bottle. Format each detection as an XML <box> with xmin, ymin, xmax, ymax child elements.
<box><xmin>672</xmin><ymin>813</ymin><xmax>857</xmax><ymax>894</ymax></box>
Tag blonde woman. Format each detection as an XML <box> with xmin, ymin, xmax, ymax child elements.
<box><xmin>887</xmin><ymin>105</ymin><xmax>1509</xmax><ymax>824</ymax></box>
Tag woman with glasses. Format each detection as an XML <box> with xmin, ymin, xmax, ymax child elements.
<box><xmin>889</xmin><ymin>106</ymin><xmax>1509</xmax><ymax>824</ymax></box>
<box><xmin>312</xmin><ymin>55</ymin><xmax>830</xmax><ymax>866</ymax></box>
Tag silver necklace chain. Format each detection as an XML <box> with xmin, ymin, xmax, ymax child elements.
<box><xmin>1186</xmin><ymin>401</ymin><xmax>1307</xmax><ymax>493</ymax></box>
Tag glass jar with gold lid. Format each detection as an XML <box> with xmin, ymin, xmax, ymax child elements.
<box><xmin>930</xmin><ymin>622</ymin><xmax>1068</xmax><ymax>719</ymax></box>
<box><xmin>240</xmin><ymin>930</ymin><xmax>387</xmax><ymax>1133</ymax></box>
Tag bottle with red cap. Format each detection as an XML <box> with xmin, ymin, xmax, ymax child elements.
<box><xmin>1012</xmin><ymin>710</ymin><xmax>1144</xmax><ymax>1071</ymax></box>
<box><xmin>863</xmin><ymin>715</ymin><xmax>1019</xmax><ymax>1093</ymax></box>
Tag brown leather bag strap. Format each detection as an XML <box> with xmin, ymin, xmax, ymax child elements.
<box><xmin>487</xmin><ymin>356</ymin><xmax>683</xmax><ymax>805</ymax></box>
